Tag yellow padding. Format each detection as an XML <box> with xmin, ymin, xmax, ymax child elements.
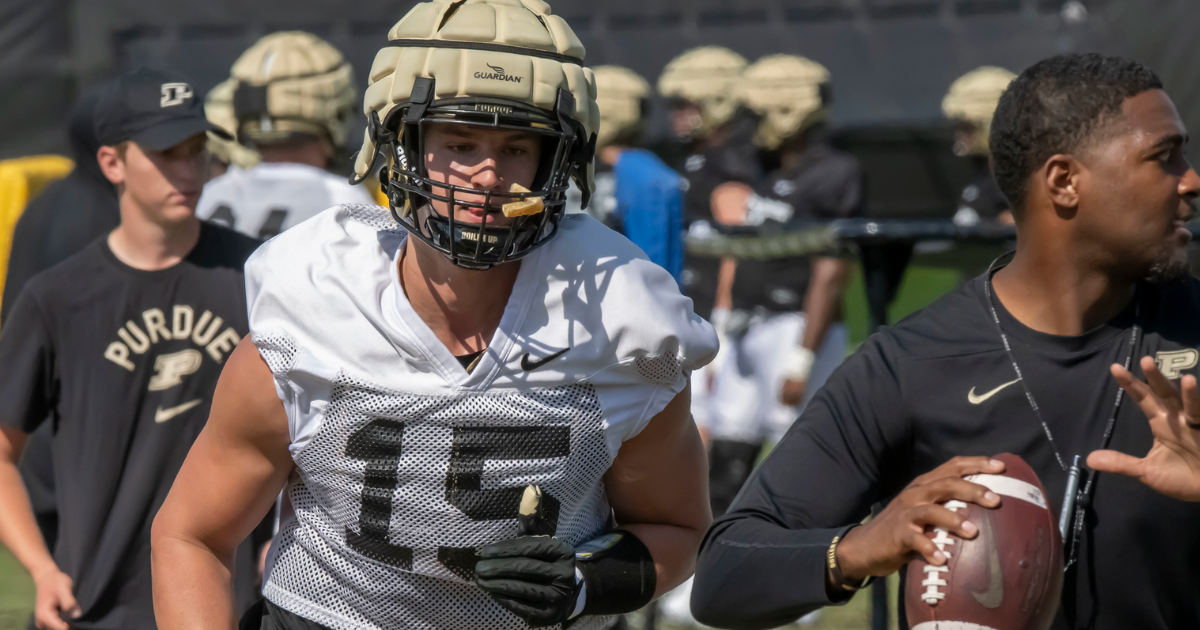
<box><xmin>0</xmin><ymin>155</ymin><xmax>75</xmax><ymax>315</ymax></box>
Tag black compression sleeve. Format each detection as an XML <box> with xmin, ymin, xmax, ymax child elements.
<box><xmin>690</xmin><ymin>333</ymin><xmax>911</xmax><ymax>629</ymax></box>
<box><xmin>577</xmin><ymin>531</ymin><xmax>656</xmax><ymax>617</ymax></box>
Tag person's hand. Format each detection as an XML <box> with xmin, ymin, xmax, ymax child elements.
<box><xmin>780</xmin><ymin>378</ymin><xmax>807</xmax><ymax>406</ymax></box>
<box><xmin>475</xmin><ymin>486</ymin><xmax>580</xmax><ymax>627</ymax></box>
<box><xmin>1089</xmin><ymin>357</ymin><xmax>1200</xmax><ymax>502</ymax></box>
<box><xmin>32</xmin><ymin>566</ymin><xmax>80</xmax><ymax>630</ymax></box>
<box><xmin>475</xmin><ymin>535</ymin><xmax>581</xmax><ymax>628</ymax></box>
<box><xmin>835</xmin><ymin>457</ymin><xmax>1004</xmax><ymax>582</ymax></box>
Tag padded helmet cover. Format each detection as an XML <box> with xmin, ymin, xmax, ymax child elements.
<box><xmin>741</xmin><ymin>54</ymin><xmax>830</xmax><ymax>150</ymax></box>
<box><xmin>592</xmin><ymin>65</ymin><xmax>650</xmax><ymax>149</ymax></box>
<box><xmin>942</xmin><ymin>66</ymin><xmax>1016</xmax><ymax>155</ymax></box>
<box><xmin>657</xmin><ymin>46</ymin><xmax>747</xmax><ymax>137</ymax></box>
<box><xmin>230</xmin><ymin>31</ymin><xmax>357</xmax><ymax>147</ymax></box>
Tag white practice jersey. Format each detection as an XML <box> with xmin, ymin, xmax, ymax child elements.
<box><xmin>245</xmin><ymin>204</ymin><xmax>717</xmax><ymax>630</ymax></box>
<box><xmin>197</xmin><ymin>163</ymin><xmax>375</xmax><ymax>239</ymax></box>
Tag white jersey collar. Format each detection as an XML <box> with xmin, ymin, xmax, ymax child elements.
<box><xmin>382</xmin><ymin>233</ymin><xmax>545</xmax><ymax>391</ymax></box>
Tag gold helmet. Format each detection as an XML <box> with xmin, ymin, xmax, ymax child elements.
<box><xmin>593</xmin><ymin>65</ymin><xmax>650</xmax><ymax>149</ymax></box>
<box><xmin>230</xmin><ymin>31</ymin><xmax>357</xmax><ymax>148</ymax></box>
<box><xmin>204</xmin><ymin>79</ymin><xmax>261</xmax><ymax>170</ymax></box>
<box><xmin>741</xmin><ymin>54</ymin><xmax>830</xmax><ymax>150</ymax></box>
<box><xmin>657</xmin><ymin>46</ymin><xmax>747</xmax><ymax>138</ymax></box>
<box><xmin>353</xmin><ymin>0</ymin><xmax>599</xmax><ymax>270</ymax></box>
<box><xmin>942</xmin><ymin>66</ymin><xmax>1016</xmax><ymax>156</ymax></box>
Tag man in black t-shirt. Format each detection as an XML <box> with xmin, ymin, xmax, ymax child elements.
<box><xmin>693</xmin><ymin>54</ymin><xmax>1200</xmax><ymax>630</ymax></box>
<box><xmin>0</xmin><ymin>67</ymin><xmax>260</xmax><ymax>630</ymax></box>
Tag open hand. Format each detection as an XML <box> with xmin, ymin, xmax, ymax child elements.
<box><xmin>1088</xmin><ymin>356</ymin><xmax>1200</xmax><ymax>502</ymax></box>
<box><xmin>835</xmin><ymin>456</ymin><xmax>1004</xmax><ymax>582</ymax></box>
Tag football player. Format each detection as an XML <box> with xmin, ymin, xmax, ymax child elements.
<box><xmin>196</xmin><ymin>32</ymin><xmax>374</xmax><ymax>239</ymax></box>
<box><xmin>656</xmin><ymin>46</ymin><xmax>756</xmax><ymax>324</ymax></box>
<box><xmin>943</xmin><ymin>66</ymin><xmax>1017</xmax><ymax>226</ymax></box>
<box><xmin>151</xmin><ymin>2</ymin><xmax>717</xmax><ymax>630</ymax></box>
<box><xmin>689</xmin><ymin>54</ymin><xmax>859</xmax><ymax>519</ymax></box>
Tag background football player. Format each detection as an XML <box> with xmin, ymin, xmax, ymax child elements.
<box><xmin>196</xmin><ymin>31</ymin><xmax>374</xmax><ymax>240</ymax></box>
<box><xmin>943</xmin><ymin>66</ymin><xmax>1017</xmax><ymax>227</ymax></box>
<box><xmin>152</xmin><ymin>2</ymin><xmax>717</xmax><ymax>629</ymax></box>
<box><xmin>656</xmin><ymin>46</ymin><xmax>756</xmax><ymax>325</ymax></box>
<box><xmin>695</xmin><ymin>54</ymin><xmax>860</xmax><ymax>515</ymax></box>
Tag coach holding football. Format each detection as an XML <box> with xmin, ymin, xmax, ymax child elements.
<box><xmin>691</xmin><ymin>53</ymin><xmax>1200</xmax><ymax>630</ymax></box>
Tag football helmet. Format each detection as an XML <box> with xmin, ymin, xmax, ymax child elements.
<box><xmin>741</xmin><ymin>54</ymin><xmax>830</xmax><ymax>150</ymax></box>
<box><xmin>942</xmin><ymin>66</ymin><xmax>1016</xmax><ymax>156</ymax></box>
<box><xmin>593</xmin><ymin>65</ymin><xmax>650</xmax><ymax>149</ymax></box>
<box><xmin>230</xmin><ymin>31</ymin><xmax>357</xmax><ymax>148</ymax></box>
<box><xmin>352</xmin><ymin>0</ymin><xmax>599</xmax><ymax>270</ymax></box>
<box><xmin>657</xmin><ymin>46</ymin><xmax>747</xmax><ymax>138</ymax></box>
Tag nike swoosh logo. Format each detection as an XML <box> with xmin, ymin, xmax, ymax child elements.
<box><xmin>970</xmin><ymin>511</ymin><xmax>1004</xmax><ymax>608</ymax></box>
<box><xmin>967</xmin><ymin>378</ymin><xmax>1021</xmax><ymax>404</ymax></box>
<box><xmin>155</xmin><ymin>399</ymin><xmax>203</xmax><ymax>423</ymax></box>
<box><xmin>520</xmin><ymin>348</ymin><xmax>569</xmax><ymax>372</ymax></box>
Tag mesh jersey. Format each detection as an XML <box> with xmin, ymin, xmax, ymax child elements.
<box><xmin>197</xmin><ymin>163</ymin><xmax>374</xmax><ymax>240</ymax></box>
<box><xmin>244</xmin><ymin>204</ymin><xmax>717</xmax><ymax>630</ymax></box>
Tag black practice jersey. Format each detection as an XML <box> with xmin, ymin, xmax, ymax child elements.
<box><xmin>693</xmin><ymin>273</ymin><xmax>1200</xmax><ymax>630</ymax></box>
<box><xmin>731</xmin><ymin>143</ymin><xmax>864</xmax><ymax>313</ymax></box>
<box><xmin>678</xmin><ymin>139</ymin><xmax>761</xmax><ymax>320</ymax></box>
<box><xmin>0</xmin><ymin>222</ymin><xmax>260</xmax><ymax>629</ymax></box>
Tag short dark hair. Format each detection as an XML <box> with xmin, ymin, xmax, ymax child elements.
<box><xmin>989</xmin><ymin>53</ymin><xmax>1163</xmax><ymax>212</ymax></box>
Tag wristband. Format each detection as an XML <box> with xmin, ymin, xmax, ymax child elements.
<box><xmin>574</xmin><ymin>531</ymin><xmax>656</xmax><ymax>617</ymax></box>
<box><xmin>827</xmin><ymin>526</ymin><xmax>870</xmax><ymax>593</ymax></box>
<box><xmin>783</xmin><ymin>346</ymin><xmax>816</xmax><ymax>382</ymax></box>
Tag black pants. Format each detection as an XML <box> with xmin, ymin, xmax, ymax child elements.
<box><xmin>708</xmin><ymin>439</ymin><xmax>763</xmax><ymax>517</ymax></box>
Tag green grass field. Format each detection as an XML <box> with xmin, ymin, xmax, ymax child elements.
<box><xmin>0</xmin><ymin>544</ymin><xmax>33</xmax><ymax>630</ymax></box>
<box><xmin>0</xmin><ymin>265</ymin><xmax>960</xmax><ymax>630</ymax></box>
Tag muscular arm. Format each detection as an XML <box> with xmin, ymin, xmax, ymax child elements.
<box><xmin>152</xmin><ymin>338</ymin><xmax>293</xmax><ymax>630</ymax></box>
<box><xmin>605</xmin><ymin>383</ymin><xmax>711</xmax><ymax>597</ymax></box>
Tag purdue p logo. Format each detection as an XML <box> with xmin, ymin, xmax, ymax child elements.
<box><xmin>1155</xmin><ymin>349</ymin><xmax>1199</xmax><ymax>380</ymax></box>
<box><xmin>149</xmin><ymin>349</ymin><xmax>202</xmax><ymax>391</ymax></box>
<box><xmin>160</xmin><ymin>82</ymin><xmax>193</xmax><ymax>107</ymax></box>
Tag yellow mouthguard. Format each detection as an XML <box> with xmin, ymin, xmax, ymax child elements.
<box><xmin>502</xmin><ymin>183</ymin><xmax>545</xmax><ymax>218</ymax></box>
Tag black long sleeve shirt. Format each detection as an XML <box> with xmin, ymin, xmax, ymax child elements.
<box><xmin>692</xmin><ymin>273</ymin><xmax>1200</xmax><ymax>630</ymax></box>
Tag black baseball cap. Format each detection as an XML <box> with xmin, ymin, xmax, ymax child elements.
<box><xmin>94</xmin><ymin>66</ymin><xmax>232</xmax><ymax>151</ymax></box>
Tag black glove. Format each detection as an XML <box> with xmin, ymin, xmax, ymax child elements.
<box><xmin>475</xmin><ymin>535</ymin><xmax>581</xmax><ymax>628</ymax></box>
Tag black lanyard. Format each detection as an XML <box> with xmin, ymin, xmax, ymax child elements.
<box><xmin>982</xmin><ymin>254</ymin><xmax>1140</xmax><ymax>570</ymax></box>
